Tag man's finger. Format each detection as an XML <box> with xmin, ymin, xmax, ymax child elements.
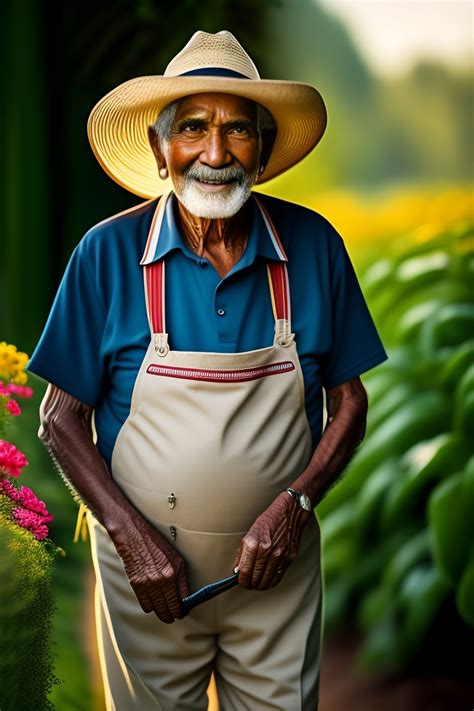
<box><xmin>251</xmin><ymin>545</ymin><xmax>273</xmax><ymax>589</ymax></box>
<box><xmin>233</xmin><ymin>541</ymin><xmax>243</xmax><ymax>571</ymax></box>
<box><xmin>135</xmin><ymin>588</ymin><xmax>155</xmax><ymax>614</ymax></box>
<box><xmin>255</xmin><ymin>554</ymin><xmax>285</xmax><ymax>591</ymax></box>
<box><xmin>268</xmin><ymin>566</ymin><xmax>286</xmax><ymax>589</ymax></box>
<box><xmin>148</xmin><ymin>585</ymin><xmax>175</xmax><ymax>624</ymax></box>
<box><xmin>177</xmin><ymin>567</ymin><xmax>191</xmax><ymax>601</ymax></box>
<box><xmin>235</xmin><ymin>537</ymin><xmax>259</xmax><ymax>588</ymax></box>
<box><xmin>259</xmin><ymin>560</ymin><xmax>287</xmax><ymax>590</ymax></box>
<box><xmin>161</xmin><ymin>579</ymin><xmax>186</xmax><ymax>619</ymax></box>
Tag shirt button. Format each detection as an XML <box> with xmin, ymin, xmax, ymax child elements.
<box><xmin>217</xmin><ymin>308</ymin><xmax>225</xmax><ymax>316</ymax></box>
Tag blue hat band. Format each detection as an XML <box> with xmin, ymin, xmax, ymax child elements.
<box><xmin>179</xmin><ymin>67</ymin><xmax>250</xmax><ymax>79</ymax></box>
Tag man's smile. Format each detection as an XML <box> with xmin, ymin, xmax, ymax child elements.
<box><xmin>193</xmin><ymin>176</ymin><xmax>238</xmax><ymax>191</ymax></box>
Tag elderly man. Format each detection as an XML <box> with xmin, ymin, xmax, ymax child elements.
<box><xmin>27</xmin><ymin>31</ymin><xmax>388</xmax><ymax>711</ymax></box>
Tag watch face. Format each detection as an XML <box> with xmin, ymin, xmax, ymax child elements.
<box><xmin>299</xmin><ymin>493</ymin><xmax>312</xmax><ymax>511</ymax></box>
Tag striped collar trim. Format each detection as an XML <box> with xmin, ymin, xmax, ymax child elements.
<box><xmin>252</xmin><ymin>194</ymin><xmax>288</xmax><ymax>262</ymax></box>
<box><xmin>139</xmin><ymin>192</ymin><xmax>170</xmax><ymax>265</ymax></box>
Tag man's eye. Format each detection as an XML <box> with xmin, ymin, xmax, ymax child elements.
<box><xmin>230</xmin><ymin>125</ymin><xmax>257</xmax><ymax>138</ymax></box>
<box><xmin>182</xmin><ymin>123</ymin><xmax>202</xmax><ymax>133</ymax></box>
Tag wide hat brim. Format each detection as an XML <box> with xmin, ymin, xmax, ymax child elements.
<box><xmin>87</xmin><ymin>75</ymin><xmax>327</xmax><ymax>199</ymax></box>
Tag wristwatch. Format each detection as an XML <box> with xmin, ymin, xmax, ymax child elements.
<box><xmin>285</xmin><ymin>487</ymin><xmax>313</xmax><ymax>511</ymax></box>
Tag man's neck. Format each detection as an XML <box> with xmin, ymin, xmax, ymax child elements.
<box><xmin>174</xmin><ymin>196</ymin><xmax>251</xmax><ymax>256</ymax></box>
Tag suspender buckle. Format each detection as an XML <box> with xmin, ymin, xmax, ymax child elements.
<box><xmin>274</xmin><ymin>319</ymin><xmax>294</xmax><ymax>347</ymax></box>
<box><xmin>154</xmin><ymin>333</ymin><xmax>169</xmax><ymax>357</ymax></box>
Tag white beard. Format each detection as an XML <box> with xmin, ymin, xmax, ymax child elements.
<box><xmin>171</xmin><ymin>171</ymin><xmax>258</xmax><ymax>219</ymax></box>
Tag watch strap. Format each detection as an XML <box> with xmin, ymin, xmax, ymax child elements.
<box><xmin>286</xmin><ymin>487</ymin><xmax>300</xmax><ymax>503</ymax></box>
<box><xmin>285</xmin><ymin>487</ymin><xmax>312</xmax><ymax>511</ymax></box>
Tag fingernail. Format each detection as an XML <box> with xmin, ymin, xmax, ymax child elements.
<box><xmin>234</xmin><ymin>566</ymin><xmax>239</xmax><ymax>574</ymax></box>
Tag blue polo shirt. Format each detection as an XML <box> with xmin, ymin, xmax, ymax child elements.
<box><xmin>26</xmin><ymin>191</ymin><xmax>388</xmax><ymax>471</ymax></box>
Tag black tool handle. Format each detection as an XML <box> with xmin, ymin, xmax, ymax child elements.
<box><xmin>180</xmin><ymin>572</ymin><xmax>239</xmax><ymax>616</ymax></box>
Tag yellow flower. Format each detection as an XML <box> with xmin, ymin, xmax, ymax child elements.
<box><xmin>258</xmin><ymin>182</ymin><xmax>473</xmax><ymax>252</ymax></box>
<box><xmin>0</xmin><ymin>342</ymin><xmax>29</xmax><ymax>384</ymax></box>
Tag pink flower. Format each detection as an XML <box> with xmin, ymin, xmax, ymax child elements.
<box><xmin>0</xmin><ymin>478</ymin><xmax>21</xmax><ymax>501</ymax></box>
<box><xmin>0</xmin><ymin>440</ymin><xmax>29</xmax><ymax>477</ymax></box>
<box><xmin>0</xmin><ymin>480</ymin><xmax>53</xmax><ymax>520</ymax></box>
<box><xmin>17</xmin><ymin>484</ymin><xmax>53</xmax><ymax>522</ymax></box>
<box><xmin>11</xmin><ymin>507</ymin><xmax>49</xmax><ymax>540</ymax></box>
<box><xmin>7</xmin><ymin>384</ymin><xmax>33</xmax><ymax>398</ymax></box>
<box><xmin>5</xmin><ymin>398</ymin><xmax>21</xmax><ymax>416</ymax></box>
<box><xmin>1</xmin><ymin>479</ymin><xmax>54</xmax><ymax>539</ymax></box>
<box><xmin>0</xmin><ymin>383</ymin><xmax>9</xmax><ymax>396</ymax></box>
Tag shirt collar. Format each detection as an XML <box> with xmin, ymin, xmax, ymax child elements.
<box><xmin>139</xmin><ymin>191</ymin><xmax>288</xmax><ymax>267</ymax></box>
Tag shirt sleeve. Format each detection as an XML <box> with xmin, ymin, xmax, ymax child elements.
<box><xmin>26</xmin><ymin>235</ymin><xmax>107</xmax><ymax>407</ymax></box>
<box><xmin>320</xmin><ymin>229</ymin><xmax>389</xmax><ymax>390</ymax></box>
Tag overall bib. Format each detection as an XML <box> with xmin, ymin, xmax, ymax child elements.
<box><xmin>84</xmin><ymin>193</ymin><xmax>323</xmax><ymax>711</ymax></box>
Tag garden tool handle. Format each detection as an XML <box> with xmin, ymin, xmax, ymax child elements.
<box><xmin>180</xmin><ymin>572</ymin><xmax>239</xmax><ymax>616</ymax></box>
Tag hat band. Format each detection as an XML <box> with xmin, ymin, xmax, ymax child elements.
<box><xmin>178</xmin><ymin>67</ymin><xmax>249</xmax><ymax>79</ymax></box>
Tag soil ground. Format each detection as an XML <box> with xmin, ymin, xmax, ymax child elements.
<box><xmin>319</xmin><ymin>630</ymin><xmax>474</xmax><ymax>711</ymax></box>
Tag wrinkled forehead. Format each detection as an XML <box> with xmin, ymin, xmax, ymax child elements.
<box><xmin>174</xmin><ymin>92</ymin><xmax>259</xmax><ymax>121</ymax></box>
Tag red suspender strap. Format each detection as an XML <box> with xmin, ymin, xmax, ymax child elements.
<box><xmin>145</xmin><ymin>261</ymin><xmax>165</xmax><ymax>335</ymax></box>
<box><xmin>267</xmin><ymin>262</ymin><xmax>289</xmax><ymax>321</ymax></box>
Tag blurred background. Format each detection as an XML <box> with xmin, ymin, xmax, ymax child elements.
<box><xmin>1</xmin><ymin>0</ymin><xmax>473</xmax><ymax>709</ymax></box>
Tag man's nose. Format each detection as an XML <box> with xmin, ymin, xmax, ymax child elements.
<box><xmin>200</xmin><ymin>130</ymin><xmax>232</xmax><ymax>167</ymax></box>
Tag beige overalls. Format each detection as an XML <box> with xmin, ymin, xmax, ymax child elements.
<box><xmin>80</xmin><ymin>193</ymin><xmax>323</xmax><ymax>710</ymax></box>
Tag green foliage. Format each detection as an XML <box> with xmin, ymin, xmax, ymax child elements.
<box><xmin>0</xmin><ymin>503</ymin><xmax>61</xmax><ymax>710</ymax></box>
<box><xmin>318</xmin><ymin>220</ymin><xmax>474</xmax><ymax>674</ymax></box>
<box><xmin>428</xmin><ymin>456</ymin><xmax>474</xmax><ymax>626</ymax></box>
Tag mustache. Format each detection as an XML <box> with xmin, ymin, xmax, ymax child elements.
<box><xmin>184</xmin><ymin>165</ymin><xmax>247</xmax><ymax>185</ymax></box>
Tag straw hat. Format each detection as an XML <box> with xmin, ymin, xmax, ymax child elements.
<box><xmin>87</xmin><ymin>30</ymin><xmax>327</xmax><ymax>198</ymax></box>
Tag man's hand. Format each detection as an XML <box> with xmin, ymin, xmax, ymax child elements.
<box><xmin>232</xmin><ymin>491</ymin><xmax>310</xmax><ymax>591</ymax></box>
<box><xmin>110</xmin><ymin>513</ymin><xmax>190</xmax><ymax>624</ymax></box>
<box><xmin>39</xmin><ymin>383</ymin><xmax>190</xmax><ymax>624</ymax></box>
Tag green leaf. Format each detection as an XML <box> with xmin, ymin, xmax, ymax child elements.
<box><xmin>456</xmin><ymin>557</ymin><xmax>474</xmax><ymax>628</ymax></box>
<box><xmin>428</xmin><ymin>458</ymin><xmax>474</xmax><ymax>584</ymax></box>
<box><xmin>397</xmin><ymin>564</ymin><xmax>451</xmax><ymax>658</ymax></box>
<box><xmin>380</xmin><ymin>433</ymin><xmax>471</xmax><ymax>534</ymax></box>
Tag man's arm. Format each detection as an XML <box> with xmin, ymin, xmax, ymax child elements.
<box><xmin>38</xmin><ymin>383</ymin><xmax>190</xmax><ymax>623</ymax></box>
<box><xmin>291</xmin><ymin>375</ymin><xmax>368</xmax><ymax>506</ymax></box>
<box><xmin>233</xmin><ymin>376</ymin><xmax>368</xmax><ymax>590</ymax></box>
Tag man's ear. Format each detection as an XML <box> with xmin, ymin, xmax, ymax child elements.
<box><xmin>147</xmin><ymin>125</ymin><xmax>167</xmax><ymax>169</ymax></box>
<box><xmin>259</xmin><ymin>126</ymin><xmax>277</xmax><ymax>174</ymax></box>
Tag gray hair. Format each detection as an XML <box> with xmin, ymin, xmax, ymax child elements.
<box><xmin>151</xmin><ymin>98</ymin><xmax>182</xmax><ymax>146</ymax></box>
<box><xmin>150</xmin><ymin>97</ymin><xmax>276</xmax><ymax>150</ymax></box>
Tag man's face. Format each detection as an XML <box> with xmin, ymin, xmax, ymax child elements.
<box><xmin>149</xmin><ymin>92</ymin><xmax>262</xmax><ymax>219</ymax></box>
